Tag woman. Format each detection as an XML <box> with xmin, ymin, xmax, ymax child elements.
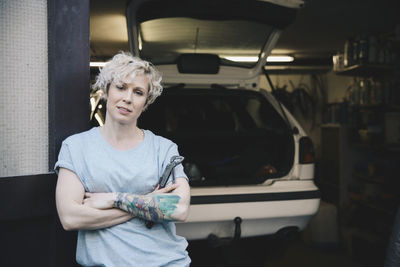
<box><xmin>55</xmin><ymin>52</ymin><xmax>191</xmax><ymax>266</ymax></box>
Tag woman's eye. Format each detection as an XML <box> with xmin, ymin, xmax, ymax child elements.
<box><xmin>135</xmin><ymin>90</ymin><xmax>144</xmax><ymax>96</ymax></box>
<box><xmin>116</xmin><ymin>85</ymin><xmax>124</xmax><ymax>90</ymax></box>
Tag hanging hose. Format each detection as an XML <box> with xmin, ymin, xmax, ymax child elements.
<box><xmin>262</xmin><ymin>69</ymin><xmax>327</xmax><ymax>132</ymax></box>
<box><xmin>263</xmin><ymin>68</ymin><xmax>296</xmax><ymax>134</ymax></box>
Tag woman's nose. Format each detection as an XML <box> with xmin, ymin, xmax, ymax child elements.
<box><xmin>123</xmin><ymin>90</ymin><xmax>133</xmax><ymax>103</ymax></box>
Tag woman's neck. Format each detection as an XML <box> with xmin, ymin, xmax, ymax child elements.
<box><xmin>100</xmin><ymin>120</ymin><xmax>143</xmax><ymax>150</ymax></box>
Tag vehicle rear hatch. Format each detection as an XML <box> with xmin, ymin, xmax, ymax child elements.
<box><xmin>126</xmin><ymin>0</ymin><xmax>302</xmax><ymax>79</ymax></box>
<box><xmin>127</xmin><ymin>0</ymin><xmax>303</xmax><ymax>186</ymax></box>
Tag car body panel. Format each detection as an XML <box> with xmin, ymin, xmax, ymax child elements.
<box><xmin>177</xmin><ymin>198</ymin><xmax>319</xmax><ymax>240</ymax></box>
<box><xmin>179</xmin><ymin>180</ymin><xmax>319</xmax><ymax>238</ymax></box>
<box><xmin>176</xmin><ymin>180</ymin><xmax>319</xmax><ymax>239</ymax></box>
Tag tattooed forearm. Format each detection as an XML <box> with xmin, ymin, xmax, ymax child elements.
<box><xmin>113</xmin><ymin>193</ymin><xmax>180</xmax><ymax>222</ymax></box>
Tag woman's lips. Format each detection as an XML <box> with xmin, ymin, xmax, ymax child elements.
<box><xmin>117</xmin><ymin>107</ymin><xmax>131</xmax><ymax>114</ymax></box>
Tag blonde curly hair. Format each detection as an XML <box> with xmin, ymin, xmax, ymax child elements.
<box><xmin>92</xmin><ymin>51</ymin><xmax>163</xmax><ymax>110</ymax></box>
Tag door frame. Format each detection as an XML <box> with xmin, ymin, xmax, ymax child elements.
<box><xmin>0</xmin><ymin>0</ymin><xmax>90</xmax><ymax>266</ymax></box>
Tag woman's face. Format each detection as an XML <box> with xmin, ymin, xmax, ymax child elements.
<box><xmin>105</xmin><ymin>74</ymin><xmax>149</xmax><ymax>126</ymax></box>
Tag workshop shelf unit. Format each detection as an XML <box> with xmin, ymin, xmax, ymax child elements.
<box><xmin>333</xmin><ymin>60</ymin><xmax>400</xmax><ymax>266</ymax></box>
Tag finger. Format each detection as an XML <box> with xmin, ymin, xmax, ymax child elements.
<box><xmin>160</xmin><ymin>183</ymin><xmax>179</xmax><ymax>193</ymax></box>
<box><xmin>151</xmin><ymin>185</ymin><xmax>160</xmax><ymax>193</ymax></box>
<box><xmin>84</xmin><ymin>192</ymin><xmax>91</xmax><ymax>198</ymax></box>
<box><xmin>153</xmin><ymin>187</ymin><xmax>165</xmax><ymax>193</ymax></box>
<box><xmin>168</xmin><ymin>183</ymin><xmax>179</xmax><ymax>190</ymax></box>
<box><xmin>170</xmin><ymin>183</ymin><xmax>179</xmax><ymax>188</ymax></box>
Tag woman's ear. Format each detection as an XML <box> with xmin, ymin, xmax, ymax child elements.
<box><xmin>100</xmin><ymin>89</ymin><xmax>107</xmax><ymax>101</ymax></box>
<box><xmin>103</xmin><ymin>83</ymin><xmax>111</xmax><ymax>100</ymax></box>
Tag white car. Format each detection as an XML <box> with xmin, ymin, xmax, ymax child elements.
<box><xmin>91</xmin><ymin>0</ymin><xmax>320</xmax><ymax>241</ymax></box>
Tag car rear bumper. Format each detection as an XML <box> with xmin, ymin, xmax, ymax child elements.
<box><xmin>176</xmin><ymin>180</ymin><xmax>320</xmax><ymax>240</ymax></box>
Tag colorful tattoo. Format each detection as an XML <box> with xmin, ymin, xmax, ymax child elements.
<box><xmin>114</xmin><ymin>193</ymin><xmax>180</xmax><ymax>222</ymax></box>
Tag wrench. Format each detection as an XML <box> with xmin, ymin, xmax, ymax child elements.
<box><xmin>146</xmin><ymin>155</ymin><xmax>185</xmax><ymax>229</ymax></box>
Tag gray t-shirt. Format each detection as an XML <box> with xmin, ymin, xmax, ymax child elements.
<box><xmin>55</xmin><ymin>127</ymin><xmax>191</xmax><ymax>267</ymax></box>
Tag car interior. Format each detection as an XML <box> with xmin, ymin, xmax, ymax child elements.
<box><xmin>137</xmin><ymin>88</ymin><xmax>295</xmax><ymax>186</ymax></box>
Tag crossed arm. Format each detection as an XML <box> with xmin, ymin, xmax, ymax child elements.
<box><xmin>55</xmin><ymin>168</ymin><xmax>190</xmax><ymax>231</ymax></box>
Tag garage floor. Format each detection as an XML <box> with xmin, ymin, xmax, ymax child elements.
<box><xmin>188</xmin><ymin>234</ymin><xmax>364</xmax><ymax>267</ymax></box>
<box><xmin>187</xmin><ymin>200</ymin><xmax>387</xmax><ymax>267</ymax></box>
<box><xmin>266</xmin><ymin>235</ymin><xmax>363</xmax><ymax>267</ymax></box>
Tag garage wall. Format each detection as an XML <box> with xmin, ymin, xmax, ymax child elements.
<box><xmin>0</xmin><ymin>0</ymin><xmax>48</xmax><ymax>177</ymax></box>
<box><xmin>325</xmin><ymin>71</ymin><xmax>353</xmax><ymax>103</ymax></box>
<box><xmin>0</xmin><ymin>1</ymin><xmax>89</xmax><ymax>266</ymax></box>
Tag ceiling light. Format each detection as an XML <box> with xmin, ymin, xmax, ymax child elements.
<box><xmin>90</xmin><ymin>62</ymin><xmax>106</xmax><ymax>67</ymax></box>
<box><xmin>267</xmin><ymin>55</ymin><xmax>294</xmax><ymax>62</ymax></box>
<box><xmin>224</xmin><ymin>56</ymin><xmax>259</xmax><ymax>62</ymax></box>
<box><xmin>138</xmin><ymin>34</ymin><xmax>143</xmax><ymax>51</ymax></box>
<box><xmin>90</xmin><ymin>56</ymin><xmax>294</xmax><ymax>67</ymax></box>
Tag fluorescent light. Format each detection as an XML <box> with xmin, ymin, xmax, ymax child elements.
<box><xmin>267</xmin><ymin>55</ymin><xmax>294</xmax><ymax>62</ymax></box>
<box><xmin>138</xmin><ymin>34</ymin><xmax>143</xmax><ymax>51</ymax></box>
<box><xmin>90</xmin><ymin>62</ymin><xmax>107</xmax><ymax>67</ymax></box>
<box><xmin>224</xmin><ymin>56</ymin><xmax>259</xmax><ymax>62</ymax></box>
<box><xmin>223</xmin><ymin>55</ymin><xmax>294</xmax><ymax>63</ymax></box>
<box><xmin>90</xmin><ymin>56</ymin><xmax>294</xmax><ymax>66</ymax></box>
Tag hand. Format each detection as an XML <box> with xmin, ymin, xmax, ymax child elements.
<box><xmin>83</xmin><ymin>192</ymin><xmax>117</xmax><ymax>210</ymax></box>
<box><xmin>150</xmin><ymin>183</ymin><xmax>179</xmax><ymax>195</ymax></box>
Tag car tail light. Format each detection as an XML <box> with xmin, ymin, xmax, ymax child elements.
<box><xmin>299</xmin><ymin>137</ymin><xmax>315</xmax><ymax>164</ymax></box>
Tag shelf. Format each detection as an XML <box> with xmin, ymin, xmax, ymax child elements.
<box><xmin>351</xmin><ymin>142</ymin><xmax>400</xmax><ymax>152</ymax></box>
<box><xmin>353</xmin><ymin>173</ymin><xmax>385</xmax><ymax>184</ymax></box>
<box><xmin>343</xmin><ymin>226</ymin><xmax>383</xmax><ymax>243</ymax></box>
<box><xmin>348</xmin><ymin>104</ymin><xmax>400</xmax><ymax>111</ymax></box>
<box><xmin>349</xmin><ymin>194</ymin><xmax>395</xmax><ymax>216</ymax></box>
<box><xmin>335</xmin><ymin>64</ymin><xmax>396</xmax><ymax>77</ymax></box>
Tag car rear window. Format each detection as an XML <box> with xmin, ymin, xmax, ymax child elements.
<box><xmin>139</xmin><ymin>89</ymin><xmax>288</xmax><ymax>134</ymax></box>
<box><xmin>138</xmin><ymin>89</ymin><xmax>294</xmax><ymax>186</ymax></box>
